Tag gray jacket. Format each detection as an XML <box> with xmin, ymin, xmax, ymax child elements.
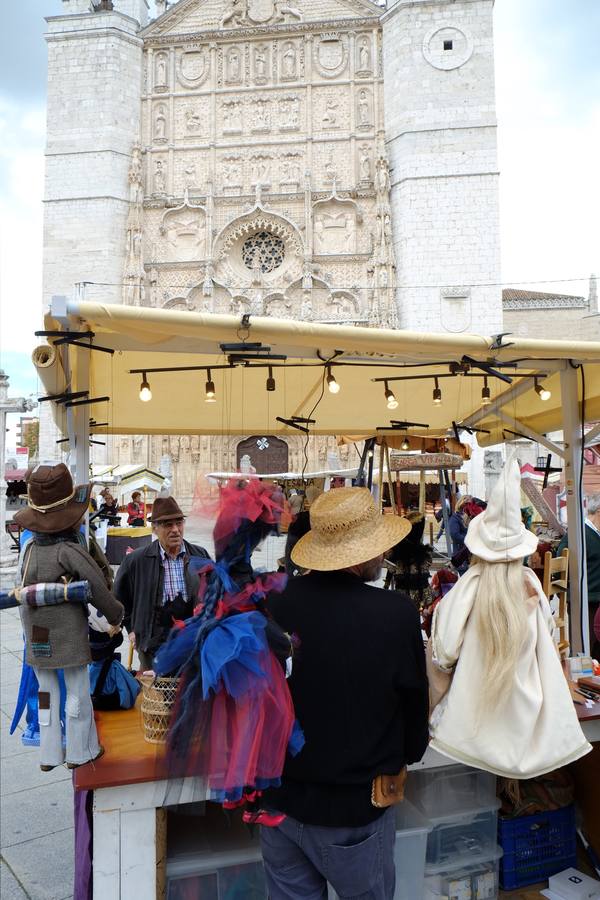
<box><xmin>114</xmin><ymin>538</ymin><xmax>210</xmax><ymax>652</ymax></box>
<box><xmin>20</xmin><ymin>541</ymin><xmax>124</xmax><ymax>670</ymax></box>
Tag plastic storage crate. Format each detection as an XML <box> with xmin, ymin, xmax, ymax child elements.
<box><xmin>424</xmin><ymin>845</ymin><xmax>503</xmax><ymax>900</ymax></box>
<box><xmin>405</xmin><ymin>764</ymin><xmax>497</xmax><ymax>821</ymax></box>
<box><xmin>426</xmin><ymin>801</ymin><xmax>501</xmax><ymax>868</ymax></box>
<box><xmin>167</xmin><ymin>851</ymin><xmax>266</xmax><ymax>899</ymax></box>
<box><xmin>498</xmin><ymin>804</ymin><xmax>577</xmax><ymax>891</ymax></box>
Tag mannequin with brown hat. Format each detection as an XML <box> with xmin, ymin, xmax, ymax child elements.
<box><xmin>114</xmin><ymin>496</ymin><xmax>210</xmax><ymax>671</ymax></box>
<box><xmin>261</xmin><ymin>487</ymin><xmax>429</xmax><ymax>899</ymax></box>
<box><xmin>14</xmin><ymin>464</ymin><xmax>124</xmax><ymax>771</ymax></box>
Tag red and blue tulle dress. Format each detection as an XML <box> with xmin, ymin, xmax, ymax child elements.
<box><xmin>154</xmin><ymin>479</ymin><xmax>304</xmax><ymax>809</ymax></box>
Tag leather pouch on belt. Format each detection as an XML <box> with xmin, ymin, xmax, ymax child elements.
<box><xmin>371</xmin><ymin>767</ymin><xmax>407</xmax><ymax>808</ymax></box>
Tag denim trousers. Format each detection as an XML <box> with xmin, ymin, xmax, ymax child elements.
<box><xmin>260</xmin><ymin>806</ymin><xmax>396</xmax><ymax>899</ymax></box>
<box><xmin>36</xmin><ymin>666</ymin><xmax>101</xmax><ymax>767</ymax></box>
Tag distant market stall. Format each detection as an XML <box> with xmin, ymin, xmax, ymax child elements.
<box><xmin>33</xmin><ymin>297</ymin><xmax>600</xmax><ymax>654</ymax></box>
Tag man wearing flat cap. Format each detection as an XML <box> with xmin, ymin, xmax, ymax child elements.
<box><xmin>114</xmin><ymin>497</ymin><xmax>210</xmax><ymax>671</ymax></box>
<box><xmin>261</xmin><ymin>487</ymin><xmax>429</xmax><ymax>900</ymax></box>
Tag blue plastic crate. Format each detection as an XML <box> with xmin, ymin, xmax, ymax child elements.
<box><xmin>498</xmin><ymin>804</ymin><xmax>577</xmax><ymax>890</ymax></box>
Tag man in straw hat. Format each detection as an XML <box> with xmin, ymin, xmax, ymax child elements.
<box><xmin>14</xmin><ymin>464</ymin><xmax>124</xmax><ymax>771</ymax></box>
<box><xmin>114</xmin><ymin>496</ymin><xmax>209</xmax><ymax>671</ymax></box>
<box><xmin>261</xmin><ymin>487</ymin><xmax>429</xmax><ymax>899</ymax></box>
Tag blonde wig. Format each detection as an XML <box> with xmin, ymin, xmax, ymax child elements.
<box><xmin>471</xmin><ymin>557</ymin><xmax>529</xmax><ymax>711</ymax></box>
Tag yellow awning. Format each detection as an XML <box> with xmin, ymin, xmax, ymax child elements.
<box><xmin>37</xmin><ymin>301</ymin><xmax>600</xmax><ymax>440</ymax></box>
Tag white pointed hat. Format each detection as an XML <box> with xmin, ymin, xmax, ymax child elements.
<box><xmin>465</xmin><ymin>453</ymin><xmax>538</xmax><ymax>562</ymax></box>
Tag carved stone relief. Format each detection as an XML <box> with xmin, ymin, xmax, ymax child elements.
<box><xmin>220</xmin><ymin>0</ymin><xmax>302</xmax><ymax>28</ymax></box>
<box><xmin>176</xmin><ymin>47</ymin><xmax>209</xmax><ymax>89</ymax></box>
<box><xmin>222</xmin><ymin>99</ymin><xmax>243</xmax><ymax>134</ymax></box>
<box><xmin>278</xmin><ymin>95</ymin><xmax>300</xmax><ymax>131</ymax></box>
<box><xmin>161</xmin><ymin>207</ymin><xmax>207</xmax><ymax>262</ymax></box>
<box><xmin>313</xmin><ymin>87</ymin><xmax>349</xmax><ymax>133</ymax></box>
<box><xmin>314</xmin><ymin>208</ymin><xmax>356</xmax><ymax>255</ymax></box>
<box><xmin>220</xmin><ymin>155</ymin><xmax>244</xmax><ymax>193</ymax></box>
<box><xmin>279</xmin><ymin>152</ymin><xmax>302</xmax><ymax>188</ymax></box>
<box><xmin>250</xmin><ymin>153</ymin><xmax>273</xmax><ymax>186</ymax></box>
<box><xmin>251</xmin><ymin>98</ymin><xmax>271</xmax><ymax>132</ymax></box>
<box><xmin>280</xmin><ymin>41</ymin><xmax>301</xmax><ymax>81</ymax></box>
<box><xmin>313</xmin><ymin>34</ymin><xmax>349</xmax><ymax>79</ymax></box>
<box><xmin>359</xmin><ymin>144</ymin><xmax>372</xmax><ymax>184</ymax></box>
<box><xmin>175</xmin><ymin>98</ymin><xmax>211</xmax><ymax>139</ymax></box>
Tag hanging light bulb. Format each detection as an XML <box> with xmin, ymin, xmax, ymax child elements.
<box><xmin>266</xmin><ymin>366</ymin><xmax>276</xmax><ymax>392</ymax></box>
<box><xmin>384</xmin><ymin>380</ymin><xmax>398</xmax><ymax>410</ymax></box>
<box><xmin>139</xmin><ymin>372</ymin><xmax>152</xmax><ymax>402</ymax></box>
<box><xmin>534</xmin><ymin>378</ymin><xmax>551</xmax><ymax>401</ymax></box>
<box><xmin>205</xmin><ymin>368</ymin><xmax>216</xmax><ymax>403</ymax></box>
<box><xmin>481</xmin><ymin>376</ymin><xmax>491</xmax><ymax>406</ymax></box>
<box><xmin>401</xmin><ymin>436</ymin><xmax>410</xmax><ymax>451</ymax></box>
<box><xmin>327</xmin><ymin>366</ymin><xmax>340</xmax><ymax>394</ymax></box>
<box><xmin>432</xmin><ymin>377</ymin><xmax>442</xmax><ymax>405</ymax></box>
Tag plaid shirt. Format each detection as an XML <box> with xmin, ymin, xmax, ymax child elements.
<box><xmin>159</xmin><ymin>543</ymin><xmax>187</xmax><ymax>604</ymax></box>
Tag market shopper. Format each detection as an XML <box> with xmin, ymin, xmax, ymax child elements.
<box><xmin>114</xmin><ymin>496</ymin><xmax>210</xmax><ymax>671</ymax></box>
<box><xmin>126</xmin><ymin>491</ymin><xmax>145</xmax><ymax>526</ymax></box>
<box><xmin>557</xmin><ymin>492</ymin><xmax>600</xmax><ymax>658</ymax></box>
<box><xmin>14</xmin><ymin>464</ymin><xmax>124</xmax><ymax>771</ymax></box>
<box><xmin>262</xmin><ymin>488</ymin><xmax>429</xmax><ymax>900</ymax></box>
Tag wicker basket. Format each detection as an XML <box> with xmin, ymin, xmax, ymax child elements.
<box><xmin>140</xmin><ymin>675</ymin><xmax>179</xmax><ymax>744</ymax></box>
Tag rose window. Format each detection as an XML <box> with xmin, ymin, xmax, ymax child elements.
<box><xmin>242</xmin><ymin>231</ymin><xmax>285</xmax><ymax>274</ymax></box>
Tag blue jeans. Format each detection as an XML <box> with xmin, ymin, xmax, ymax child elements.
<box><xmin>260</xmin><ymin>807</ymin><xmax>396</xmax><ymax>899</ymax></box>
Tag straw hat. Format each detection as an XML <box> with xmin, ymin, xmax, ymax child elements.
<box><xmin>14</xmin><ymin>464</ymin><xmax>91</xmax><ymax>534</ymax></box>
<box><xmin>291</xmin><ymin>487</ymin><xmax>411</xmax><ymax>571</ymax></box>
<box><xmin>465</xmin><ymin>454</ymin><xmax>538</xmax><ymax>562</ymax></box>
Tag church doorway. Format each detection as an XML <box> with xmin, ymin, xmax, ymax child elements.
<box><xmin>236</xmin><ymin>435</ymin><xmax>289</xmax><ymax>474</ymax></box>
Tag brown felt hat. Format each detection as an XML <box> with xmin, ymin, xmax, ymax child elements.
<box><xmin>291</xmin><ymin>487</ymin><xmax>411</xmax><ymax>572</ymax></box>
<box><xmin>14</xmin><ymin>464</ymin><xmax>92</xmax><ymax>534</ymax></box>
<box><xmin>149</xmin><ymin>496</ymin><xmax>186</xmax><ymax>524</ymax></box>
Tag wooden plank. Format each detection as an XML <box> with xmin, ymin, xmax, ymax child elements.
<box><xmin>121</xmin><ymin>808</ymin><xmax>161</xmax><ymax>900</ymax></box>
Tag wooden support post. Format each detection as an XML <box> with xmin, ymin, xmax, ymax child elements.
<box><xmin>560</xmin><ymin>365</ymin><xmax>589</xmax><ymax>654</ymax></box>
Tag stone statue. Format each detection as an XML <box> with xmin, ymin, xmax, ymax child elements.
<box><xmin>184</xmin><ymin>161</ymin><xmax>196</xmax><ymax>189</ymax></box>
<box><xmin>221</xmin><ymin>0</ymin><xmax>247</xmax><ymax>27</ymax></box>
<box><xmin>359</xmin><ymin>38</ymin><xmax>370</xmax><ymax>71</ymax></box>
<box><xmin>128</xmin><ymin>144</ymin><xmax>143</xmax><ymax>205</ymax></box>
<box><xmin>154</xmin><ymin>105</ymin><xmax>167</xmax><ymax>140</ymax></box>
<box><xmin>360</xmin><ymin>146</ymin><xmax>371</xmax><ymax>181</ymax></box>
<box><xmin>154</xmin><ymin>160</ymin><xmax>166</xmax><ymax>194</ymax></box>
<box><xmin>156</xmin><ymin>55</ymin><xmax>167</xmax><ymax>86</ymax></box>
<box><xmin>376</xmin><ymin>157</ymin><xmax>391</xmax><ymax>194</ymax></box>
<box><xmin>322</xmin><ymin>98</ymin><xmax>338</xmax><ymax>127</ymax></box>
<box><xmin>255</xmin><ymin>48</ymin><xmax>267</xmax><ymax>79</ymax></box>
<box><xmin>274</xmin><ymin>0</ymin><xmax>302</xmax><ymax>21</ymax></box>
<box><xmin>227</xmin><ymin>48</ymin><xmax>241</xmax><ymax>81</ymax></box>
<box><xmin>358</xmin><ymin>90</ymin><xmax>370</xmax><ymax>126</ymax></box>
<box><xmin>186</xmin><ymin>108</ymin><xmax>201</xmax><ymax>132</ymax></box>
<box><xmin>282</xmin><ymin>43</ymin><xmax>296</xmax><ymax>77</ymax></box>
<box><xmin>148</xmin><ymin>268</ymin><xmax>159</xmax><ymax>306</ymax></box>
<box><xmin>301</xmin><ymin>292</ymin><xmax>312</xmax><ymax>319</ymax></box>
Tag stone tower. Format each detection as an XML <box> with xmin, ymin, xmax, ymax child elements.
<box><xmin>381</xmin><ymin>0</ymin><xmax>502</xmax><ymax>334</ymax></box>
<box><xmin>39</xmin><ymin>0</ymin><xmax>148</xmax><ymax>459</ymax></box>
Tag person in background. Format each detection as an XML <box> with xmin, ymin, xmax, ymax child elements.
<box><xmin>114</xmin><ymin>496</ymin><xmax>210</xmax><ymax>671</ymax></box>
<box><xmin>283</xmin><ymin>484</ymin><xmax>322</xmax><ymax>576</ymax></box>
<box><xmin>98</xmin><ymin>488</ymin><xmax>120</xmax><ymax>525</ymax></box>
<box><xmin>448</xmin><ymin>495</ymin><xmax>471</xmax><ymax>573</ymax></box>
<box><xmin>262</xmin><ymin>488</ymin><xmax>429</xmax><ymax>899</ymax></box>
<box><xmin>126</xmin><ymin>491</ymin><xmax>145</xmax><ymax>526</ymax></box>
<box><xmin>386</xmin><ymin>510</ymin><xmax>433</xmax><ymax>610</ymax></box>
<box><xmin>13</xmin><ymin>464</ymin><xmax>123</xmax><ymax>771</ymax></box>
<box><xmin>557</xmin><ymin>493</ymin><xmax>600</xmax><ymax>658</ymax></box>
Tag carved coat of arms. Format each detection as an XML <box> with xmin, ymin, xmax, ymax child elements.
<box><xmin>247</xmin><ymin>0</ymin><xmax>276</xmax><ymax>23</ymax></box>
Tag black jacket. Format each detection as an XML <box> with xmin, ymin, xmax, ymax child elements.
<box><xmin>114</xmin><ymin>538</ymin><xmax>209</xmax><ymax>652</ymax></box>
<box><xmin>265</xmin><ymin>570</ymin><xmax>429</xmax><ymax>826</ymax></box>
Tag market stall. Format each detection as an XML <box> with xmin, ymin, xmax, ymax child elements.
<box><xmin>32</xmin><ymin>299</ymin><xmax>600</xmax><ymax>898</ymax></box>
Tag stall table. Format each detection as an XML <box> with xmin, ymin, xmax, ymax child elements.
<box><xmin>74</xmin><ymin>698</ymin><xmax>600</xmax><ymax>899</ymax></box>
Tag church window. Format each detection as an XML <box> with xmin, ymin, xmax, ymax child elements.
<box><xmin>242</xmin><ymin>231</ymin><xmax>286</xmax><ymax>274</ymax></box>
<box><xmin>443</xmin><ymin>40</ymin><xmax>453</xmax><ymax>50</ymax></box>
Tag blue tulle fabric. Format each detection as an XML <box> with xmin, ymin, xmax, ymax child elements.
<box><xmin>200</xmin><ymin>612</ymin><xmax>268</xmax><ymax>700</ymax></box>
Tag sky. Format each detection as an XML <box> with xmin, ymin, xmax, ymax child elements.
<box><xmin>0</xmin><ymin>0</ymin><xmax>599</xmax><ymax>449</ymax></box>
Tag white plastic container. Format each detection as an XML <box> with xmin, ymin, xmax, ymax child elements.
<box><xmin>166</xmin><ymin>849</ymin><xmax>266</xmax><ymax>899</ymax></box>
<box><xmin>424</xmin><ymin>845</ymin><xmax>503</xmax><ymax>900</ymax></box>
<box><xmin>394</xmin><ymin>799</ymin><xmax>434</xmax><ymax>900</ymax></box>
<box><xmin>425</xmin><ymin>801</ymin><xmax>501</xmax><ymax>868</ymax></box>
<box><xmin>405</xmin><ymin>764</ymin><xmax>497</xmax><ymax>822</ymax></box>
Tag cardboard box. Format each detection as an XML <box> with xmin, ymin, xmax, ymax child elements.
<box><xmin>549</xmin><ymin>868</ymin><xmax>600</xmax><ymax>900</ymax></box>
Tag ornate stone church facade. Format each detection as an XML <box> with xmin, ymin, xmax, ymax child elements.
<box><xmin>41</xmin><ymin>0</ymin><xmax>502</xmax><ymax>502</ymax></box>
